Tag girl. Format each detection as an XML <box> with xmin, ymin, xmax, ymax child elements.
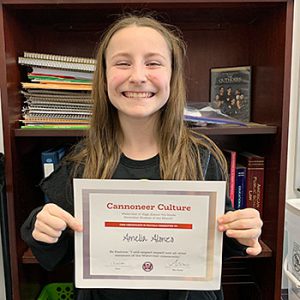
<box><xmin>21</xmin><ymin>14</ymin><xmax>262</xmax><ymax>300</ymax></box>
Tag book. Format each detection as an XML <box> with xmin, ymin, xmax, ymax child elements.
<box><xmin>21</xmin><ymin>82</ymin><xmax>92</xmax><ymax>91</ymax></box>
<box><xmin>223</xmin><ymin>150</ymin><xmax>237</xmax><ymax>208</ymax></box>
<box><xmin>28</xmin><ymin>74</ymin><xmax>92</xmax><ymax>84</ymax></box>
<box><xmin>21</xmin><ymin>124</ymin><xmax>90</xmax><ymax>129</ymax></box>
<box><xmin>29</xmin><ymin>66</ymin><xmax>94</xmax><ymax>80</ymax></box>
<box><xmin>41</xmin><ymin>146</ymin><xmax>66</xmax><ymax>202</ymax></box>
<box><xmin>234</xmin><ymin>164</ymin><xmax>247</xmax><ymax>209</ymax></box>
<box><xmin>19</xmin><ymin>114</ymin><xmax>89</xmax><ymax>125</ymax></box>
<box><xmin>210</xmin><ymin>66</ymin><xmax>251</xmax><ymax>122</ymax></box>
<box><xmin>24</xmin><ymin>51</ymin><xmax>96</xmax><ymax>65</ymax></box>
<box><xmin>238</xmin><ymin>152</ymin><xmax>264</xmax><ymax>216</ymax></box>
<box><xmin>18</xmin><ymin>56</ymin><xmax>95</xmax><ymax>72</ymax></box>
<box><xmin>21</xmin><ymin>89</ymin><xmax>92</xmax><ymax>101</ymax></box>
<box><xmin>41</xmin><ymin>146</ymin><xmax>66</xmax><ymax>178</ymax></box>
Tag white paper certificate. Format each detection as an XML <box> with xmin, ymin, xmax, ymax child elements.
<box><xmin>74</xmin><ymin>179</ymin><xmax>226</xmax><ymax>290</ymax></box>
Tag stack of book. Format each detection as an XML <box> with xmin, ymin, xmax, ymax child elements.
<box><xmin>223</xmin><ymin>150</ymin><xmax>265</xmax><ymax>217</ymax></box>
<box><xmin>18</xmin><ymin>52</ymin><xmax>95</xmax><ymax>128</ymax></box>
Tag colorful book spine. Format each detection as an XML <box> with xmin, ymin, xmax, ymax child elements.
<box><xmin>234</xmin><ymin>164</ymin><xmax>247</xmax><ymax>209</ymax></box>
<box><xmin>21</xmin><ymin>124</ymin><xmax>89</xmax><ymax>129</ymax></box>
<box><xmin>223</xmin><ymin>149</ymin><xmax>237</xmax><ymax>208</ymax></box>
<box><xmin>238</xmin><ymin>152</ymin><xmax>264</xmax><ymax>216</ymax></box>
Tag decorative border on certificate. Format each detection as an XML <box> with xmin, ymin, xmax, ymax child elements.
<box><xmin>74</xmin><ymin>179</ymin><xmax>226</xmax><ymax>290</ymax></box>
<box><xmin>83</xmin><ymin>189</ymin><xmax>215</xmax><ymax>281</ymax></box>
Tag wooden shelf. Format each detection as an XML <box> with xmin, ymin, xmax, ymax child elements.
<box><xmin>22</xmin><ymin>248</ymin><xmax>38</xmax><ymax>264</ymax></box>
<box><xmin>191</xmin><ymin>123</ymin><xmax>277</xmax><ymax>135</ymax></box>
<box><xmin>1</xmin><ymin>1</ymin><xmax>292</xmax><ymax>299</ymax></box>
<box><xmin>229</xmin><ymin>240</ymin><xmax>272</xmax><ymax>260</ymax></box>
<box><xmin>14</xmin><ymin>124</ymin><xmax>277</xmax><ymax>137</ymax></box>
<box><xmin>14</xmin><ymin>129</ymin><xmax>88</xmax><ymax>137</ymax></box>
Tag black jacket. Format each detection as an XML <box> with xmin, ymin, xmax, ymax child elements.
<box><xmin>21</xmin><ymin>147</ymin><xmax>247</xmax><ymax>300</ymax></box>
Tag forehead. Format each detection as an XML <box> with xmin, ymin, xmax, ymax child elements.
<box><xmin>106</xmin><ymin>25</ymin><xmax>171</xmax><ymax>56</ymax></box>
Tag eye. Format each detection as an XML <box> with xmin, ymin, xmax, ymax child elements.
<box><xmin>146</xmin><ymin>61</ymin><xmax>162</xmax><ymax>67</ymax></box>
<box><xmin>115</xmin><ymin>61</ymin><xmax>131</xmax><ymax>67</ymax></box>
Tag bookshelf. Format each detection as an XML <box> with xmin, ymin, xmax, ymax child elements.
<box><xmin>0</xmin><ymin>1</ymin><xmax>293</xmax><ymax>299</ymax></box>
<box><xmin>14</xmin><ymin>123</ymin><xmax>278</xmax><ymax>137</ymax></box>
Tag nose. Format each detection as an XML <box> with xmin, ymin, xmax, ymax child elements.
<box><xmin>129</xmin><ymin>65</ymin><xmax>147</xmax><ymax>84</ymax></box>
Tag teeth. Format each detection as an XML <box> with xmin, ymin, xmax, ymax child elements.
<box><xmin>123</xmin><ymin>92</ymin><xmax>153</xmax><ymax>98</ymax></box>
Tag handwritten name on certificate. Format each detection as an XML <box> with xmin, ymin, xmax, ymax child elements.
<box><xmin>74</xmin><ymin>179</ymin><xmax>226</xmax><ymax>290</ymax></box>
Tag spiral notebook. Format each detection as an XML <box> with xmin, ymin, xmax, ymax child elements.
<box><xmin>24</xmin><ymin>51</ymin><xmax>96</xmax><ymax>65</ymax></box>
<box><xmin>21</xmin><ymin>82</ymin><xmax>92</xmax><ymax>91</ymax></box>
<box><xmin>18</xmin><ymin>55</ymin><xmax>95</xmax><ymax>72</ymax></box>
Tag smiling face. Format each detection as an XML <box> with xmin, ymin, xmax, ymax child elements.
<box><xmin>105</xmin><ymin>25</ymin><xmax>172</xmax><ymax>123</ymax></box>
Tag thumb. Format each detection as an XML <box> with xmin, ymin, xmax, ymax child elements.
<box><xmin>245</xmin><ymin>240</ymin><xmax>262</xmax><ymax>256</ymax></box>
<box><xmin>50</xmin><ymin>204</ymin><xmax>83</xmax><ymax>232</ymax></box>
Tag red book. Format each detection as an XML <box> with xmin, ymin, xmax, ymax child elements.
<box><xmin>238</xmin><ymin>152</ymin><xmax>264</xmax><ymax>217</ymax></box>
<box><xmin>223</xmin><ymin>149</ymin><xmax>237</xmax><ymax>208</ymax></box>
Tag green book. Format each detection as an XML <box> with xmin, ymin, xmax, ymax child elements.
<box><xmin>21</xmin><ymin>124</ymin><xmax>90</xmax><ymax>129</ymax></box>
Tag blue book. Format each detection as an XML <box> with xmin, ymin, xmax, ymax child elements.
<box><xmin>41</xmin><ymin>146</ymin><xmax>65</xmax><ymax>178</ymax></box>
<box><xmin>41</xmin><ymin>146</ymin><xmax>66</xmax><ymax>203</ymax></box>
<box><xmin>234</xmin><ymin>164</ymin><xmax>247</xmax><ymax>209</ymax></box>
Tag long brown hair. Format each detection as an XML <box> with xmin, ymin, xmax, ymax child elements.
<box><xmin>69</xmin><ymin>13</ymin><xmax>227</xmax><ymax>180</ymax></box>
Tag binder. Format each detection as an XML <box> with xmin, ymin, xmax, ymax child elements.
<box><xmin>41</xmin><ymin>146</ymin><xmax>66</xmax><ymax>178</ymax></box>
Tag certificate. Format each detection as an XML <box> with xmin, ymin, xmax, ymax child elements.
<box><xmin>74</xmin><ymin>179</ymin><xmax>226</xmax><ymax>290</ymax></box>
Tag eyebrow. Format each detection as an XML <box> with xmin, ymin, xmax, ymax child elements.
<box><xmin>109</xmin><ymin>52</ymin><xmax>169</xmax><ymax>62</ymax></box>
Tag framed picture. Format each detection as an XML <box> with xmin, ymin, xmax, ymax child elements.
<box><xmin>210</xmin><ymin>66</ymin><xmax>251</xmax><ymax>122</ymax></box>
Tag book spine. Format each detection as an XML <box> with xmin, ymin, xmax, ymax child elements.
<box><xmin>247</xmin><ymin>166</ymin><xmax>264</xmax><ymax>216</ymax></box>
<box><xmin>234</xmin><ymin>165</ymin><xmax>247</xmax><ymax>209</ymax></box>
<box><xmin>21</xmin><ymin>124</ymin><xmax>89</xmax><ymax>129</ymax></box>
<box><xmin>229</xmin><ymin>151</ymin><xmax>237</xmax><ymax>207</ymax></box>
<box><xmin>24</xmin><ymin>52</ymin><xmax>96</xmax><ymax>65</ymax></box>
<box><xmin>41</xmin><ymin>147</ymin><xmax>65</xmax><ymax>178</ymax></box>
<box><xmin>243</xmin><ymin>165</ymin><xmax>264</xmax><ymax>216</ymax></box>
<box><xmin>41</xmin><ymin>147</ymin><xmax>65</xmax><ymax>202</ymax></box>
<box><xmin>223</xmin><ymin>150</ymin><xmax>237</xmax><ymax>208</ymax></box>
<box><xmin>238</xmin><ymin>152</ymin><xmax>264</xmax><ymax>216</ymax></box>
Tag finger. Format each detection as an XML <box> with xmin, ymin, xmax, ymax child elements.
<box><xmin>36</xmin><ymin>210</ymin><xmax>68</xmax><ymax>232</ymax></box>
<box><xmin>225</xmin><ymin>228</ymin><xmax>261</xmax><ymax>240</ymax></box>
<box><xmin>218</xmin><ymin>208</ymin><xmax>260</xmax><ymax>224</ymax></box>
<box><xmin>32</xmin><ymin>229</ymin><xmax>59</xmax><ymax>244</ymax></box>
<box><xmin>246</xmin><ymin>241</ymin><xmax>262</xmax><ymax>256</ymax></box>
<box><xmin>218</xmin><ymin>218</ymin><xmax>262</xmax><ymax>232</ymax></box>
<box><xmin>46</xmin><ymin>204</ymin><xmax>83</xmax><ymax>232</ymax></box>
<box><xmin>34</xmin><ymin>219</ymin><xmax>64</xmax><ymax>239</ymax></box>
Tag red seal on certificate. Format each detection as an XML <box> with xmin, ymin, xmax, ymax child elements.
<box><xmin>142</xmin><ymin>262</ymin><xmax>153</xmax><ymax>272</ymax></box>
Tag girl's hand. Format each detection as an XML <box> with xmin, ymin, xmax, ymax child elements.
<box><xmin>32</xmin><ymin>203</ymin><xmax>83</xmax><ymax>244</ymax></box>
<box><xmin>217</xmin><ymin>208</ymin><xmax>263</xmax><ymax>256</ymax></box>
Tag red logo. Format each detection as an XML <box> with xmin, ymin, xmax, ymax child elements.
<box><xmin>142</xmin><ymin>261</ymin><xmax>153</xmax><ymax>272</ymax></box>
